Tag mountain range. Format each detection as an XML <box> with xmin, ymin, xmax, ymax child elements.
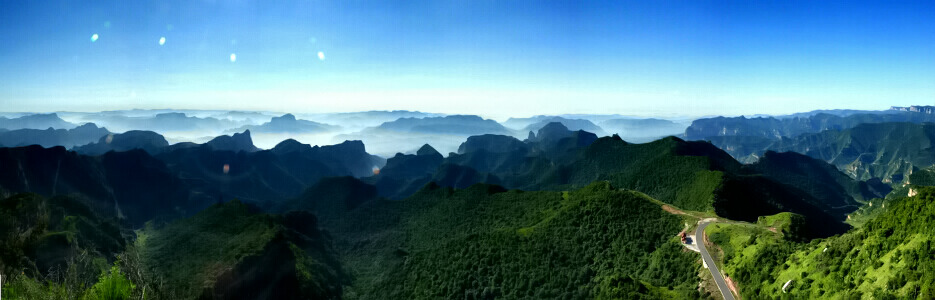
<box><xmin>0</xmin><ymin>123</ymin><xmax>110</xmax><ymax>148</ymax></box>
<box><xmin>0</xmin><ymin>113</ymin><xmax>76</xmax><ymax>130</ymax></box>
<box><xmin>228</xmin><ymin>114</ymin><xmax>340</xmax><ymax>134</ymax></box>
<box><xmin>706</xmin><ymin>122</ymin><xmax>935</xmax><ymax>183</ymax></box>
<box><xmin>685</xmin><ymin>110</ymin><xmax>935</xmax><ymax>140</ymax></box>
<box><xmin>3</xmin><ymin>107</ymin><xmax>935</xmax><ymax>299</ymax></box>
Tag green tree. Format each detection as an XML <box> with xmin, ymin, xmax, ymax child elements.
<box><xmin>84</xmin><ymin>263</ymin><xmax>135</xmax><ymax>300</ymax></box>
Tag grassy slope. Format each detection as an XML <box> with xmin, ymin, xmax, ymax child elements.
<box><xmin>706</xmin><ymin>186</ymin><xmax>935</xmax><ymax>299</ymax></box>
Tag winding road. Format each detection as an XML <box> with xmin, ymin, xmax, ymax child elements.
<box><xmin>696</xmin><ymin>221</ymin><xmax>735</xmax><ymax>300</ymax></box>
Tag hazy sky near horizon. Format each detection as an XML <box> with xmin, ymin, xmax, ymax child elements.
<box><xmin>1</xmin><ymin>0</ymin><xmax>934</xmax><ymax>119</ymax></box>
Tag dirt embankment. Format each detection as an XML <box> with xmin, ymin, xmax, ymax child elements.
<box><xmin>662</xmin><ymin>204</ymin><xmax>687</xmax><ymax>216</ymax></box>
<box><xmin>725</xmin><ymin>276</ymin><xmax>741</xmax><ymax>300</ymax></box>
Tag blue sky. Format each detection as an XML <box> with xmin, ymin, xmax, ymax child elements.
<box><xmin>1</xmin><ymin>0</ymin><xmax>933</xmax><ymax>119</ymax></box>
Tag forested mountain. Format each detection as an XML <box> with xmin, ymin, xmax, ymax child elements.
<box><xmin>359</xmin><ymin>123</ymin><xmax>870</xmax><ymax>238</ymax></box>
<box><xmin>362</xmin><ymin>144</ymin><xmax>444</xmax><ymax>199</ymax></box>
<box><xmin>307</xmin><ymin>182</ymin><xmax>705</xmax><ymax>299</ymax></box>
<box><xmin>154</xmin><ymin>139</ymin><xmax>382</xmax><ymax>206</ymax></box>
<box><xmin>0</xmin><ymin>193</ymin><xmax>126</xmax><ymax>281</ymax></box>
<box><xmin>137</xmin><ymin>201</ymin><xmax>347</xmax><ymax>299</ymax></box>
<box><xmin>744</xmin><ymin>151</ymin><xmax>889</xmax><ymax>214</ymax></box>
<box><xmin>0</xmin><ymin>123</ymin><xmax>110</xmax><ymax>148</ymax></box>
<box><xmin>0</xmin><ymin>133</ymin><xmax>383</xmax><ymax>220</ymax></box>
<box><xmin>0</xmin><ymin>146</ymin><xmax>204</xmax><ymax>226</ymax></box>
<box><xmin>707</xmin><ymin>122</ymin><xmax>935</xmax><ymax>182</ymax></box>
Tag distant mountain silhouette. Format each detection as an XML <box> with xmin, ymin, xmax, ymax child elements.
<box><xmin>270</xmin><ymin>138</ymin><xmax>310</xmax><ymax>154</ymax></box>
<box><xmin>0</xmin><ymin>113</ymin><xmax>76</xmax><ymax>130</ymax></box>
<box><xmin>76</xmin><ymin>112</ymin><xmax>239</xmax><ymax>133</ymax></box>
<box><xmin>519</xmin><ymin>117</ymin><xmax>606</xmax><ymax>136</ymax></box>
<box><xmin>777</xmin><ymin>109</ymin><xmax>899</xmax><ymax>119</ymax></box>
<box><xmin>155</xmin><ymin>138</ymin><xmax>383</xmax><ymax>205</ymax></box>
<box><xmin>458</xmin><ymin>134</ymin><xmax>528</xmax><ymax>154</ymax></box>
<box><xmin>0</xmin><ymin>123</ymin><xmax>109</xmax><ymax>148</ymax></box>
<box><xmin>599</xmin><ymin>118</ymin><xmax>686</xmax><ymax>141</ymax></box>
<box><xmin>228</xmin><ymin>113</ymin><xmax>339</xmax><ymax>133</ymax></box>
<box><xmin>210</xmin><ymin>110</ymin><xmax>278</xmax><ymax>123</ymax></box>
<box><xmin>73</xmin><ymin>130</ymin><xmax>169</xmax><ymax>155</ymax></box>
<box><xmin>526</xmin><ymin>122</ymin><xmax>599</xmax><ymax>156</ymax></box>
<box><xmin>376</xmin><ymin>115</ymin><xmax>511</xmax><ymax>135</ymax></box>
<box><xmin>685</xmin><ymin>111</ymin><xmax>935</xmax><ymax>140</ymax></box>
<box><xmin>308</xmin><ymin>110</ymin><xmax>443</xmax><ymax>129</ymax></box>
<box><xmin>205</xmin><ymin>130</ymin><xmax>260</xmax><ymax>152</ymax></box>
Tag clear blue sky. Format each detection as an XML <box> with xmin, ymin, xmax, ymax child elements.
<box><xmin>1</xmin><ymin>0</ymin><xmax>933</xmax><ymax>119</ymax></box>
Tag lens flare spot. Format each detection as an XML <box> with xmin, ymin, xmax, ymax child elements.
<box><xmin>230</xmin><ymin>53</ymin><xmax>237</xmax><ymax>62</ymax></box>
<box><xmin>105</xmin><ymin>134</ymin><xmax>114</xmax><ymax>144</ymax></box>
<box><xmin>317</xmin><ymin>51</ymin><xmax>325</xmax><ymax>60</ymax></box>
<box><xmin>372</xmin><ymin>167</ymin><xmax>380</xmax><ymax>175</ymax></box>
<box><xmin>159</xmin><ymin>37</ymin><xmax>166</xmax><ymax>45</ymax></box>
<box><xmin>90</xmin><ymin>34</ymin><xmax>99</xmax><ymax>42</ymax></box>
<box><xmin>223</xmin><ymin>164</ymin><xmax>230</xmax><ymax>174</ymax></box>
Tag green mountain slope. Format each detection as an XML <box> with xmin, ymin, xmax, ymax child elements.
<box><xmin>439</xmin><ymin>134</ymin><xmax>858</xmax><ymax>236</ymax></box>
<box><xmin>710</xmin><ymin>186</ymin><xmax>935</xmax><ymax>299</ymax></box>
<box><xmin>0</xmin><ymin>193</ymin><xmax>125</xmax><ymax>280</ymax></box>
<box><xmin>139</xmin><ymin>200</ymin><xmax>347</xmax><ymax>299</ymax></box>
<box><xmin>315</xmin><ymin>182</ymin><xmax>706</xmax><ymax>299</ymax></box>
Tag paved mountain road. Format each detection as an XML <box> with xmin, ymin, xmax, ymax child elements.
<box><xmin>696</xmin><ymin>221</ymin><xmax>735</xmax><ymax>300</ymax></box>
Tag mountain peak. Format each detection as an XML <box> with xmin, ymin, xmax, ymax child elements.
<box><xmin>206</xmin><ymin>130</ymin><xmax>258</xmax><ymax>153</ymax></box>
<box><xmin>233</xmin><ymin>129</ymin><xmax>251</xmax><ymax>139</ymax></box>
<box><xmin>154</xmin><ymin>112</ymin><xmax>187</xmax><ymax>119</ymax></box>
<box><xmin>274</xmin><ymin>114</ymin><xmax>297</xmax><ymax>122</ymax></box>
<box><xmin>272</xmin><ymin>138</ymin><xmax>312</xmax><ymax>154</ymax></box>
<box><xmin>539</xmin><ymin>121</ymin><xmax>569</xmax><ymax>132</ymax></box>
<box><xmin>74</xmin><ymin>122</ymin><xmax>100</xmax><ymax>130</ymax></box>
<box><xmin>535</xmin><ymin>122</ymin><xmax>571</xmax><ymax>141</ymax></box>
<box><xmin>416</xmin><ymin>144</ymin><xmax>441</xmax><ymax>157</ymax></box>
